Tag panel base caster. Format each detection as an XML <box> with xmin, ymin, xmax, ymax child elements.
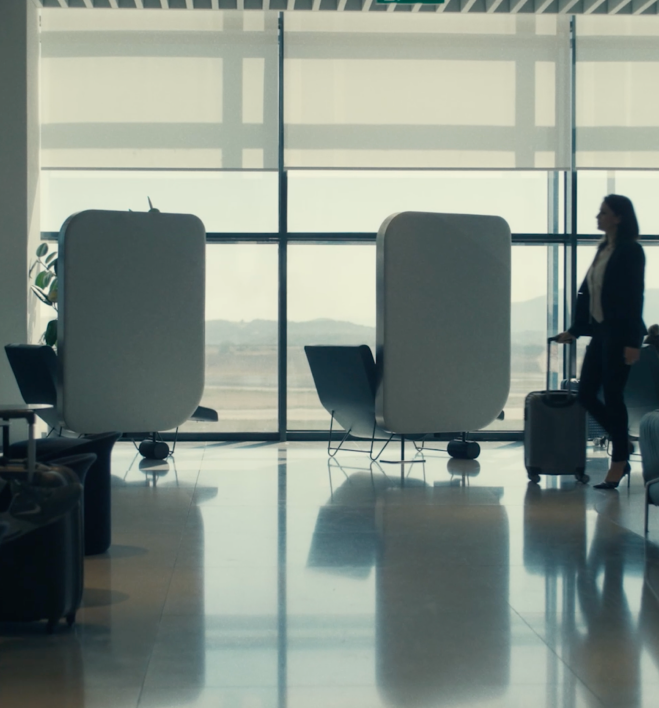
<box><xmin>138</xmin><ymin>440</ymin><xmax>169</xmax><ymax>460</ymax></box>
<box><xmin>447</xmin><ymin>440</ymin><xmax>480</xmax><ymax>460</ymax></box>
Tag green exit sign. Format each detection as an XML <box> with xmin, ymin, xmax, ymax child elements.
<box><xmin>377</xmin><ymin>0</ymin><xmax>445</xmax><ymax>3</ymax></box>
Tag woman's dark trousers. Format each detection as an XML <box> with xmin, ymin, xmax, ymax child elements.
<box><xmin>578</xmin><ymin>322</ymin><xmax>631</xmax><ymax>463</ymax></box>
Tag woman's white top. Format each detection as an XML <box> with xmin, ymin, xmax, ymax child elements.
<box><xmin>586</xmin><ymin>239</ymin><xmax>615</xmax><ymax>323</ymax></box>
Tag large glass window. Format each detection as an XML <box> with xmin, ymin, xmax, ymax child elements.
<box><xmin>613</xmin><ymin>172</ymin><xmax>659</xmax><ymax>236</ymax></box>
<box><xmin>37</xmin><ymin>10</ymin><xmax>659</xmax><ymax>438</ymax></box>
<box><xmin>287</xmin><ymin>243</ymin><xmax>555</xmax><ymax>433</ymax></box>
<box><xmin>487</xmin><ymin>246</ymin><xmax>555</xmax><ymax>431</ymax></box>
<box><xmin>41</xmin><ymin>170</ymin><xmax>278</xmax><ymax>234</ymax></box>
<box><xmin>181</xmin><ymin>244</ymin><xmax>278</xmax><ymax>434</ymax></box>
<box><xmin>288</xmin><ymin>170</ymin><xmax>551</xmax><ymax>234</ymax></box>
<box><xmin>287</xmin><ymin>244</ymin><xmax>376</xmax><ymax>431</ymax></box>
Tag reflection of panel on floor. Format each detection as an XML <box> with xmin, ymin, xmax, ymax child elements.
<box><xmin>375</xmin><ymin>486</ymin><xmax>509</xmax><ymax>707</ymax></box>
<box><xmin>523</xmin><ymin>484</ymin><xmax>587</xmax><ymax>571</ymax></box>
<box><xmin>307</xmin><ymin>470</ymin><xmax>426</xmax><ymax>578</ymax></box>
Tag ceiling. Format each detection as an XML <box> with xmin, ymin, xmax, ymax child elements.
<box><xmin>33</xmin><ymin>0</ymin><xmax>659</xmax><ymax>16</ymax></box>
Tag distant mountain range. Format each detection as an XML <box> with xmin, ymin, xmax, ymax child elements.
<box><xmin>205</xmin><ymin>289</ymin><xmax>659</xmax><ymax>346</ymax></box>
<box><xmin>205</xmin><ymin>318</ymin><xmax>375</xmax><ymax>347</ymax></box>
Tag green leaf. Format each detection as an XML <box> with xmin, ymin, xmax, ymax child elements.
<box><xmin>48</xmin><ymin>281</ymin><xmax>58</xmax><ymax>304</ymax></box>
<box><xmin>45</xmin><ymin>252</ymin><xmax>57</xmax><ymax>265</ymax></box>
<box><xmin>36</xmin><ymin>243</ymin><xmax>48</xmax><ymax>258</ymax></box>
<box><xmin>50</xmin><ymin>259</ymin><xmax>58</xmax><ymax>276</ymax></box>
<box><xmin>30</xmin><ymin>285</ymin><xmax>52</xmax><ymax>306</ymax></box>
<box><xmin>35</xmin><ymin>271</ymin><xmax>48</xmax><ymax>289</ymax></box>
<box><xmin>44</xmin><ymin>319</ymin><xmax>57</xmax><ymax>347</ymax></box>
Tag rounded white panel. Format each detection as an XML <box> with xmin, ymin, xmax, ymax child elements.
<box><xmin>58</xmin><ymin>209</ymin><xmax>206</xmax><ymax>434</ymax></box>
<box><xmin>375</xmin><ymin>211</ymin><xmax>511</xmax><ymax>434</ymax></box>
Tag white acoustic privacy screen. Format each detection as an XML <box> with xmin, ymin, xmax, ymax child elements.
<box><xmin>285</xmin><ymin>14</ymin><xmax>570</xmax><ymax>170</ymax></box>
<box><xmin>576</xmin><ymin>17</ymin><xmax>659</xmax><ymax>169</ymax></box>
<box><xmin>40</xmin><ymin>10</ymin><xmax>278</xmax><ymax>170</ymax></box>
<box><xmin>376</xmin><ymin>212</ymin><xmax>511</xmax><ymax>435</ymax></box>
<box><xmin>58</xmin><ymin>209</ymin><xmax>206</xmax><ymax>434</ymax></box>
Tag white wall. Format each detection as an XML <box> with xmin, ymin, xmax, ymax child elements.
<box><xmin>0</xmin><ymin>0</ymin><xmax>40</xmax><ymax>408</ymax></box>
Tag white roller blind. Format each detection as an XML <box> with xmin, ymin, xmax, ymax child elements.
<box><xmin>284</xmin><ymin>14</ymin><xmax>570</xmax><ymax>170</ymax></box>
<box><xmin>40</xmin><ymin>10</ymin><xmax>278</xmax><ymax>170</ymax></box>
<box><xmin>577</xmin><ymin>16</ymin><xmax>659</xmax><ymax>169</ymax></box>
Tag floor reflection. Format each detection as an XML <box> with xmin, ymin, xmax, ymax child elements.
<box><xmin>307</xmin><ymin>461</ymin><xmax>420</xmax><ymax>576</ymax></box>
<box><xmin>9</xmin><ymin>442</ymin><xmax>659</xmax><ymax>707</ymax></box>
<box><xmin>522</xmin><ymin>482</ymin><xmax>659</xmax><ymax>707</ymax></box>
<box><xmin>376</xmin><ymin>482</ymin><xmax>510</xmax><ymax>707</ymax></box>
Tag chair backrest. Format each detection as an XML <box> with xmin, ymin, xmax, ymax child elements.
<box><xmin>640</xmin><ymin>411</ymin><xmax>659</xmax><ymax>486</ymax></box>
<box><xmin>305</xmin><ymin>345</ymin><xmax>381</xmax><ymax>439</ymax></box>
<box><xmin>5</xmin><ymin>344</ymin><xmax>58</xmax><ymax>406</ymax></box>
<box><xmin>625</xmin><ymin>345</ymin><xmax>659</xmax><ymax>437</ymax></box>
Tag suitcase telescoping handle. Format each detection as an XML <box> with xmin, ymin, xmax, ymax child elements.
<box><xmin>546</xmin><ymin>336</ymin><xmax>558</xmax><ymax>391</ymax></box>
<box><xmin>544</xmin><ymin>336</ymin><xmax>574</xmax><ymax>407</ymax></box>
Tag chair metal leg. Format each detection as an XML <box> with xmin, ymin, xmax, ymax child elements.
<box><xmin>370</xmin><ymin>426</ymin><xmax>424</xmax><ymax>466</ymax></box>
<box><xmin>327</xmin><ymin>411</ymin><xmax>353</xmax><ymax>458</ymax></box>
<box><xmin>369</xmin><ymin>426</ymin><xmax>395</xmax><ymax>463</ymax></box>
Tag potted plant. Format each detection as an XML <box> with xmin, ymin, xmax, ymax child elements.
<box><xmin>30</xmin><ymin>243</ymin><xmax>58</xmax><ymax>347</ymax></box>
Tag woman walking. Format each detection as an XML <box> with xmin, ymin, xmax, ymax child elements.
<box><xmin>557</xmin><ymin>195</ymin><xmax>646</xmax><ymax>489</ymax></box>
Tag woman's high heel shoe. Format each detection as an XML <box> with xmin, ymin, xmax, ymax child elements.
<box><xmin>593</xmin><ymin>462</ymin><xmax>631</xmax><ymax>490</ymax></box>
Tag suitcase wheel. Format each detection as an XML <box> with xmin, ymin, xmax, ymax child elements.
<box><xmin>46</xmin><ymin>619</ymin><xmax>57</xmax><ymax>634</ymax></box>
<box><xmin>66</xmin><ymin>612</ymin><xmax>76</xmax><ymax>628</ymax></box>
<box><xmin>575</xmin><ymin>472</ymin><xmax>590</xmax><ymax>485</ymax></box>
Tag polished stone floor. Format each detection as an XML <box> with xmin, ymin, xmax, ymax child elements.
<box><xmin>3</xmin><ymin>440</ymin><xmax>659</xmax><ymax>708</ymax></box>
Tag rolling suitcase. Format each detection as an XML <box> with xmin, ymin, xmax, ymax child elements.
<box><xmin>524</xmin><ymin>338</ymin><xmax>588</xmax><ymax>485</ymax></box>
<box><xmin>0</xmin><ymin>407</ymin><xmax>84</xmax><ymax>633</ymax></box>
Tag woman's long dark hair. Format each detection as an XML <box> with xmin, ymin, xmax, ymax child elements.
<box><xmin>604</xmin><ymin>194</ymin><xmax>640</xmax><ymax>243</ymax></box>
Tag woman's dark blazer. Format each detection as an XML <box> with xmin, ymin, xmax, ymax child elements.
<box><xmin>568</xmin><ymin>240</ymin><xmax>647</xmax><ymax>349</ymax></box>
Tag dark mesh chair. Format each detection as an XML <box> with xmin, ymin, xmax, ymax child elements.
<box><xmin>640</xmin><ymin>410</ymin><xmax>659</xmax><ymax>534</ymax></box>
<box><xmin>4</xmin><ymin>344</ymin><xmax>60</xmax><ymax>430</ymax></box>
<box><xmin>304</xmin><ymin>345</ymin><xmax>476</xmax><ymax>462</ymax></box>
<box><xmin>626</xmin><ymin>345</ymin><xmax>659</xmax><ymax>438</ymax></box>
<box><xmin>304</xmin><ymin>345</ymin><xmax>397</xmax><ymax>458</ymax></box>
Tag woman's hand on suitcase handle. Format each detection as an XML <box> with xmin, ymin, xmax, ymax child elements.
<box><xmin>624</xmin><ymin>347</ymin><xmax>640</xmax><ymax>365</ymax></box>
<box><xmin>555</xmin><ymin>331</ymin><xmax>576</xmax><ymax>344</ymax></box>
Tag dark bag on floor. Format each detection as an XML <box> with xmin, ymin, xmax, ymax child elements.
<box><xmin>0</xmin><ymin>408</ymin><xmax>84</xmax><ymax>633</ymax></box>
<box><xmin>0</xmin><ymin>464</ymin><xmax>84</xmax><ymax>633</ymax></box>
<box><xmin>524</xmin><ymin>338</ymin><xmax>588</xmax><ymax>484</ymax></box>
